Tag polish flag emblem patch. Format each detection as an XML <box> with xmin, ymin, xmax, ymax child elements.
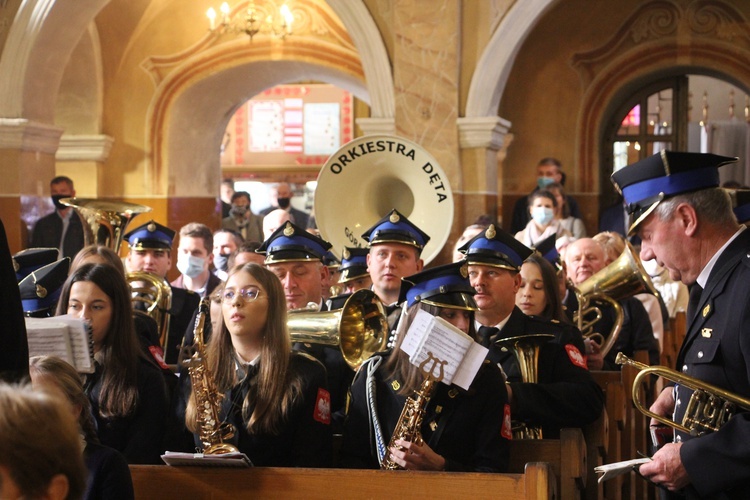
<box><xmin>565</xmin><ymin>344</ymin><xmax>587</xmax><ymax>369</ymax></box>
<box><xmin>313</xmin><ymin>388</ymin><xmax>331</xmax><ymax>425</ymax></box>
<box><xmin>501</xmin><ymin>404</ymin><xmax>513</xmax><ymax>440</ymax></box>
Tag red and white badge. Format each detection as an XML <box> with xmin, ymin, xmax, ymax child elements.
<box><xmin>501</xmin><ymin>404</ymin><xmax>513</xmax><ymax>440</ymax></box>
<box><xmin>148</xmin><ymin>345</ymin><xmax>170</xmax><ymax>370</ymax></box>
<box><xmin>313</xmin><ymin>388</ymin><xmax>331</xmax><ymax>425</ymax></box>
<box><xmin>565</xmin><ymin>344</ymin><xmax>587</xmax><ymax>369</ymax></box>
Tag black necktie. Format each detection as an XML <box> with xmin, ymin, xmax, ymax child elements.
<box><xmin>687</xmin><ymin>283</ymin><xmax>703</xmax><ymax>320</ymax></box>
<box><xmin>477</xmin><ymin>326</ymin><xmax>499</xmax><ymax>347</ymax></box>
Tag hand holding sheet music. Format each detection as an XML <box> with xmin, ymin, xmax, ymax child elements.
<box><xmin>400</xmin><ymin>309</ymin><xmax>488</xmax><ymax>389</ymax></box>
<box><xmin>594</xmin><ymin>457</ymin><xmax>651</xmax><ymax>483</ymax></box>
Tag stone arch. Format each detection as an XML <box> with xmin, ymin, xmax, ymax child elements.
<box><xmin>464</xmin><ymin>0</ymin><xmax>556</xmax><ymax>119</ymax></box>
<box><xmin>0</xmin><ymin>0</ymin><xmax>110</xmax><ymax>122</ymax></box>
<box><xmin>148</xmin><ymin>38</ymin><xmax>368</xmax><ymax>196</ymax></box>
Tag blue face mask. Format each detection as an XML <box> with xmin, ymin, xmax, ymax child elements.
<box><xmin>537</xmin><ymin>177</ymin><xmax>556</xmax><ymax>190</ymax></box>
<box><xmin>531</xmin><ymin>206</ymin><xmax>555</xmax><ymax>226</ymax></box>
<box><xmin>177</xmin><ymin>253</ymin><xmax>205</xmax><ymax>278</ymax></box>
<box><xmin>214</xmin><ymin>253</ymin><xmax>229</xmax><ymax>272</ymax></box>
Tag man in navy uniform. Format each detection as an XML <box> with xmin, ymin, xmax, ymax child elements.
<box><xmin>338</xmin><ymin>247</ymin><xmax>372</xmax><ymax>294</ymax></box>
<box><xmin>18</xmin><ymin>258</ymin><xmax>70</xmax><ymax>317</ymax></box>
<box><xmin>362</xmin><ymin>209</ymin><xmax>430</xmax><ymax>333</ymax></box>
<box><xmin>124</xmin><ymin>220</ymin><xmax>200</xmax><ymax>365</ymax></box>
<box><xmin>258</xmin><ymin>221</ymin><xmax>350</xmax><ymax>428</ymax></box>
<box><xmin>613</xmin><ymin>151</ymin><xmax>750</xmax><ymax>498</ymax></box>
<box><xmin>458</xmin><ymin>225</ymin><xmax>602</xmax><ymax>438</ymax></box>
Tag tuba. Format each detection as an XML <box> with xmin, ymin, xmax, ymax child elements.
<box><xmin>60</xmin><ymin>198</ymin><xmax>151</xmax><ymax>253</ymax></box>
<box><xmin>572</xmin><ymin>240</ymin><xmax>658</xmax><ymax>357</ymax></box>
<box><xmin>287</xmin><ymin>289</ymin><xmax>388</xmax><ymax>370</ymax></box>
<box><xmin>313</xmin><ymin>135</ymin><xmax>453</xmax><ymax>265</ymax></box>
<box><xmin>495</xmin><ymin>334</ymin><xmax>555</xmax><ymax>439</ymax></box>
<box><xmin>181</xmin><ymin>299</ymin><xmax>239</xmax><ymax>454</ymax></box>
<box><xmin>616</xmin><ymin>353</ymin><xmax>750</xmax><ymax>436</ymax></box>
<box><xmin>381</xmin><ymin>352</ymin><xmax>446</xmax><ymax>470</ymax></box>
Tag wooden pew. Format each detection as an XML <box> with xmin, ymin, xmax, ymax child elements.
<box><xmin>591</xmin><ymin>371</ymin><xmax>626</xmax><ymax>500</ymax></box>
<box><xmin>583</xmin><ymin>408</ymin><xmax>609</xmax><ymax>500</ymax></box>
<box><xmin>130</xmin><ymin>463</ymin><xmax>558</xmax><ymax>499</ymax></box>
<box><xmin>509</xmin><ymin>427</ymin><xmax>586</xmax><ymax>499</ymax></box>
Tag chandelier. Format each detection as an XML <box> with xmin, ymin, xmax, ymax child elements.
<box><xmin>206</xmin><ymin>1</ymin><xmax>294</xmax><ymax>41</ymax></box>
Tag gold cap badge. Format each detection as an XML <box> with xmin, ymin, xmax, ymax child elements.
<box><xmin>389</xmin><ymin>211</ymin><xmax>400</xmax><ymax>224</ymax></box>
<box><xmin>147</xmin><ymin>222</ymin><xmax>156</xmax><ymax>232</ymax></box>
<box><xmin>342</xmin><ymin>248</ymin><xmax>350</xmax><ymax>260</ymax></box>
<box><xmin>35</xmin><ymin>283</ymin><xmax>48</xmax><ymax>298</ymax></box>
<box><xmin>283</xmin><ymin>222</ymin><xmax>295</xmax><ymax>237</ymax></box>
<box><xmin>485</xmin><ymin>224</ymin><xmax>496</xmax><ymax>239</ymax></box>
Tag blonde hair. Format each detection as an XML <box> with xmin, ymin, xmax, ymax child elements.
<box><xmin>0</xmin><ymin>383</ymin><xmax>86</xmax><ymax>499</ymax></box>
<box><xmin>29</xmin><ymin>355</ymin><xmax>99</xmax><ymax>443</ymax></box>
<box><xmin>592</xmin><ymin>231</ymin><xmax>626</xmax><ymax>264</ymax></box>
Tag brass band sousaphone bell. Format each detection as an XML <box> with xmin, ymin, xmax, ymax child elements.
<box><xmin>314</xmin><ymin>135</ymin><xmax>454</xmax><ymax>265</ymax></box>
<box><xmin>287</xmin><ymin>289</ymin><xmax>389</xmax><ymax>370</ymax></box>
<box><xmin>60</xmin><ymin>198</ymin><xmax>152</xmax><ymax>253</ymax></box>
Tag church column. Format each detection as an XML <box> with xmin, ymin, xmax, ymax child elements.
<box><xmin>0</xmin><ymin>119</ymin><xmax>63</xmax><ymax>253</ymax></box>
<box><xmin>391</xmin><ymin>0</ymin><xmax>461</xmax><ymax>263</ymax></box>
<box><xmin>457</xmin><ymin>116</ymin><xmax>511</xmax><ymax>226</ymax></box>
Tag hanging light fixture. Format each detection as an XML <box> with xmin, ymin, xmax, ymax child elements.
<box><xmin>206</xmin><ymin>1</ymin><xmax>294</xmax><ymax>41</ymax></box>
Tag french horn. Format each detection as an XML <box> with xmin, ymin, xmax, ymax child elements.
<box><xmin>573</xmin><ymin>241</ymin><xmax>658</xmax><ymax>357</ymax></box>
<box><xmin>314</xmin><ymin>135</ymin><xmax>454</xmax><ymax>265</ymax></box>
<box><xmin>287</xmin><ymin>289</ymin><xmax>388</xmax><ymax>370</ymax></box>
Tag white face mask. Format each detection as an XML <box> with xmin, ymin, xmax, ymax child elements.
<box><xmin>531</xmin><ymin>206</ymin><xmax>554</xmax><ymax>226</ymax></box>
<box><xmin>177</xmin><ymin>253</ymin><xmax>205</xmax><ymax>278</ymax></box>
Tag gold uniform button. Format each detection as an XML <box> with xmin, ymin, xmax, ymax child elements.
<box><xmin>697</xmin><ymin>351</ymin><xmax>704</xmax><ymax>359</ymax></box>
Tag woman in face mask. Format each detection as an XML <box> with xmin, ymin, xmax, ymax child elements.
<box><xmin>515</xmin><ymin>190</ymin><xmax>572</xmax><ymax>248</ymax></box>
<box><xmin>546</xmin><ymin>182</ymin><xmax>587</xmax><ymax>240</ymax></box>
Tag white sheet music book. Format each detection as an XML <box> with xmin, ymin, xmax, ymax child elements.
<box><xmin>594</xmin><ymin>457</ymin><xmax>651</xmax><ymax>483</ymax></box>
<box><xmin>25</xmin><ymin>315</ymin><xmax>95</xmax><ymax>374</ymax></box>
<box><xmin>400</xmin><ymin>309</ymin><xmax>488</xmax><ymax>390</ymax></box>
<box><xmin>161</xmin><ymin>451</ymin><xmax>252</xmax><ymax>467</ymax></box>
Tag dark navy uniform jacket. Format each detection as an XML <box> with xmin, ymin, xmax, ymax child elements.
<box><xmin>673</xmin><ymin>229</ymin><xmax>750</xmax><ymax>499</ymax></box>
<box><xmin>484</xmin><ymin>307</ymin><xmax>604</xmax><ymax>438</ymax></box>
<box><xmin>340</xmin><ymin>351</ymin><xmax>510</xmax><ymax>472</ymax></box>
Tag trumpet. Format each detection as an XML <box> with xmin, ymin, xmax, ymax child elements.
<box><xmin>616</xmin><ymin>353</ymin><xmax>750</xmax><ymax>436</ymax></box>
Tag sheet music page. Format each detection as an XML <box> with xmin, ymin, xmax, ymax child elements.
<box><xmin>25</xmin><ymin>318</ymin><xmax>74</xmax><ymax>364</ymax></box>
<box><xmin>399</xmin><ymin>309</ymin><xmax>434</xmax><ymax>358</ymax></box>
<box><xmin>594</xmin><ymin>457</ymin><xmax>651</xmax><ymax>483</ymax></box>
<box><xmin>54</xmin><ymin>315</ymin><xmax>95</xmax><ymax>374</ymax></box>
<box><xmin>451</xmin><ymin>341</ymin><xmax>489</xmax><ymax>390</ymax></box>
<box><xmin>161</xmin><ymin>451</ymin><xmax>252</xmax><ymax>468</ymax></box>
<box><xmin>410</xmin><ymin>315</ymin><xmax>473</xmax><ymax>386</ymax></box>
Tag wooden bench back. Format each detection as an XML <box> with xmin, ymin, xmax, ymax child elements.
<box><xmin>130</xmin><ymin>463</ymin><xmax>558</xmax><ymax>499</ymax></box>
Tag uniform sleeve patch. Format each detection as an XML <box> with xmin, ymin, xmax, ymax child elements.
<box><xmin>501</xmin><ymin>403</ymin><xmax>513</xmax><ymax>440</ymax></box>
<box><xmin>148</xmin><ymin>345</ymin><xmax>170</xmax><ymax>370</ymax></box>
<box><xmin>565</xmin><ymin>344</ymin><xmax>588</xmax><ymax>369</ymax></box>
<box><xmin>313</xmin><ymin>388</ymin><xmax>331</xmax><ymax>425</ymax></box>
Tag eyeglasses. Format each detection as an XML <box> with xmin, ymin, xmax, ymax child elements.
<box><xmin>221</xmin><ymin>287</ymin><xmax>262</xmax><ymax>303</ymax></box>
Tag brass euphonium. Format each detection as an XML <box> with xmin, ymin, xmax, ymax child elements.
<box><xmin>573</xmin><ymin>240</ymin><xmax>658</xmax><ymax>357</ymax></box>
<box><xmin>495</xmin><ymin>334</ymin><xmax>555</xmax><ymax>439</ymax></box>
<box><xmin>59</xmin><ymin>197</ymin><xmax>151</xmax><ymax>253</ymax></box>
<box><xmin>381</xmin><ymin>353</ymin><xmax>446</xmax><ymax>470</ymax></box>
<box><xmin>616</xmin><ymin>353</ymin><xmax>750</xmax><ymax>437</ymax></box>
<box><xmin>287</xmin><ymin>289</ymin><xmax>388</xmax><ymax>370</ymax></box>
<box><xmin>182</xmin><ymin>299</ymin><xmax>239</xmax><ymax>455</ymax></box>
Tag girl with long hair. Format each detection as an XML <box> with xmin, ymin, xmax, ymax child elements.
<box><xmin>340</xmin><ymin>262</ymin><xmax>510</xmax><ymax>472</ymax></box>
<box><xmin>183</xmin><ymin>263</ymin><xmax>332</xmax><ymax>466</ymax></box>
<box><xmin>29</xmin><ymin>356</ymin><xmax>134</xmax><ymax>500</ymax></box>
<box><xmin>56</xmin><ymin>263</ymin><xmax>168</xmax><ymax>464</ymax></box>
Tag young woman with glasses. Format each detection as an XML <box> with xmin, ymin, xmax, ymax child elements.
<box><xmin>181</xmin><ymin>263</ymin><xmax>333</xmax><ymax>466</ymax></box>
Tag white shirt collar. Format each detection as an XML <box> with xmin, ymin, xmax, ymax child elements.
<box><xmin>696</xmin><ymin>226</ymin><xmax>745</xmax><ymax>288</ymax></box>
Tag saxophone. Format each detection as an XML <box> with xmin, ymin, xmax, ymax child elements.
<box><xmin>380</xmin><ymin>353</ymin><xmax>446</xmax><ymax>470</ymax></box>
<box><xmin>181</xmin><ymin>299</ymin><xmax>239</xmax><ymax>455</ymax></box>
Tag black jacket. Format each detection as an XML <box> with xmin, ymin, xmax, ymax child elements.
<box><xmin>674</xmin><ymin>229</ymin><xmax>750</xmax><ymax>499</ymax></box>
<box><xmin>30</xmin><ymin>210</ymin><xmax>85</xmax><ymax>259</ymax></box>
<box><xmin>483</xmin><ymin>307</ymin><xmax>604</xmax><ymax>437</ymax></box>
<box><xmin>340</xmin><ymin>352</ymin><xmax>510</xmax><ymax>472</ymax></box>
<box><xmin>85</xmin><ymin>357</ymin><xmax>169</xmax><ymax>464</ymax></box>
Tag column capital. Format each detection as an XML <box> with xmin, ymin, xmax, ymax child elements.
<box><xmin>456</xmin><ymin>116</ymin><xmax>511</xmax><ymax>150</ymax></box>
<box><xmin>56</xmin><ymin>134</ymin><xmax>115</xmax><ymax>162</ymax></box>
<box><xmin>355</xmin><ymin>117</ymin><xmax>396</xmax><ymax>136</ymax></box>
<box><xmin>0</xmin><ymin>118</ymin><xmax>63</xmax><ymax>154</ymax></box>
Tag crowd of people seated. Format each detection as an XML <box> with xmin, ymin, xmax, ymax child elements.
<box><xmin>3</xmin><ymin>151</ymin><xmax>749</xmax><ymax>499</ymax></box>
